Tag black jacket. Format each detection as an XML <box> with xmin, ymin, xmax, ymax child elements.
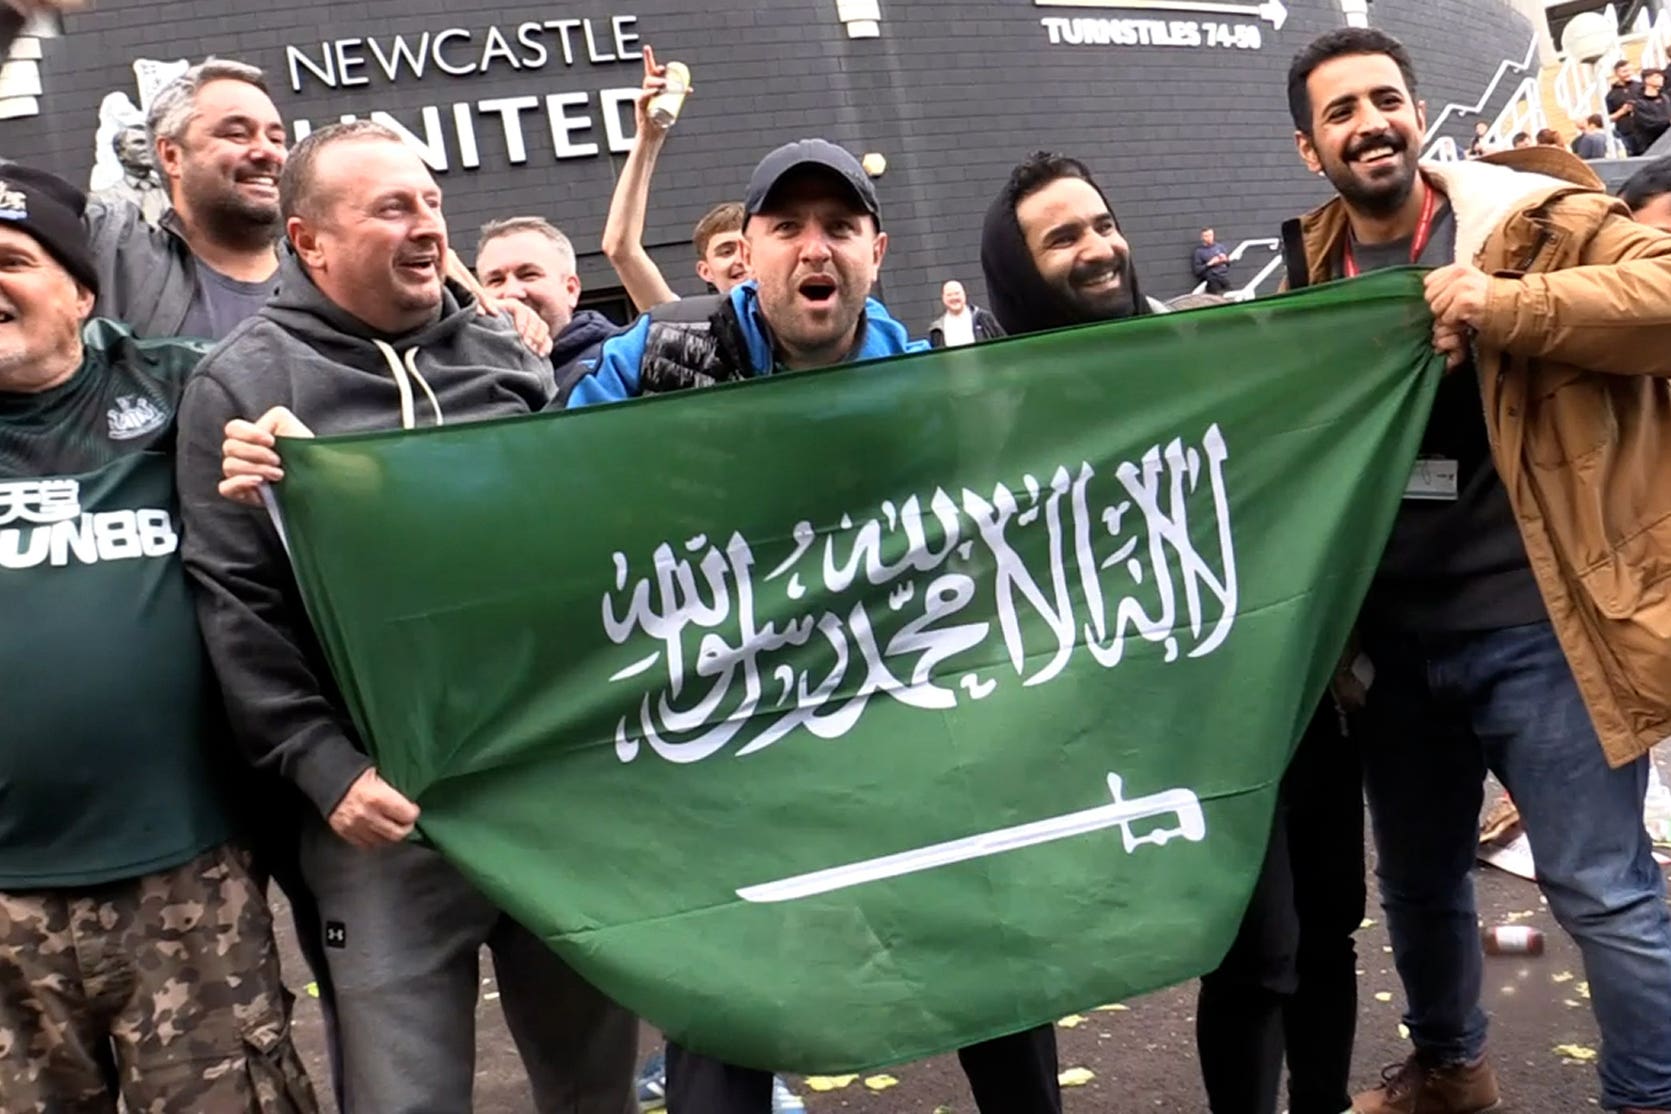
<box><xmin>550</xmin><ymin>309</ymin><xmax>626</xmax><ymax>399</ymax></box>
<box><xmin>1630</xmin><ymin>90</ymin><xmax>1670</xmax><ymax>146</ymax></box>
<box><xmin>927</xmin><ymin>306</ymin><xmax>1004</xmax><ymax>347</ymax></box>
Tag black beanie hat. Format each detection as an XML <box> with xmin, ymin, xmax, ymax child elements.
<box><xmin>0</xmin><ymin>163</ymin><xmax>99</xmax><ymax>296</ymax></box>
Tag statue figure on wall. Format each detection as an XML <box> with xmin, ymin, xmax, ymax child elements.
<box><xmin>88</xmin><ymin>59</ymin><xmax>188</xmax><ymax>226</ymax></box>
<box><xmin>94</xmin><ymin>123</ymin><xmax>169</xmax><ymax>224</ymax></box>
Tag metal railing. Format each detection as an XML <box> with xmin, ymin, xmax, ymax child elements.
<box><xmin>1188</xmin><ymin>239</ymin><xmax>1285</xmax><ymax>301</ymax></box>
<box><xmin>1421</xmin><ymin>32</ymin><xmax>1540</xmax><ymax>156</ymax></box>
<box><xmin>1488</xmin><ymin>76</ymin><xmax>1549</xmax><ymax>148</ymax></box>
<box><xmin>1545</xmin><ymin>2</ymin><xmax>1670</xmax><ymax>155</ymax></box>
<box><xmin>1640</xmin><ymin>4</ymin><xmax>1671</xmax><ymax>69</ymax></box>
<box><xmin>1427</xmin><ymin>136</ymin><xmax>1463</xmax><ymax>162</ymax></box>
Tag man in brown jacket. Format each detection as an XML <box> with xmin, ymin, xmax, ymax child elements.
<box><xmin>1281</xmin><ymin>28</ymin><xmax>1671</xmax><ymax>1114</ymax></box>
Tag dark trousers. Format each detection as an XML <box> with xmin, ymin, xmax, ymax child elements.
<box><xmin>1197</xmin><ymin>703</ymin><xmax>1366</xmax><ymax>1114</ymax></box>
<box><xmin>235</xmin><ymin>770</ymin><xmax>346</xmax><ymax>1113</ymax></box>
<box><xmin>1359</xmin><ymin>622</ymin><xmax>1671</xmax><ymax>1108</ymax></box>
<box><xmin>665</xmin><ymin>1024</ymin><xmax>1061</xmax><ymax>1114</ymax></box>
<box><xmin>1203</xmin><ymin>273</ymin><xmax>1232</xmax><ymax>294</ymax></box>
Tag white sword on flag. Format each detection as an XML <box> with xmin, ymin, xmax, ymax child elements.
<box><xmin>735</xmin><ymin>773</ymin><xmax>1208</xmax><ymax>904</ymax></box>
<box><xmin>1034</xmin><ymin>0</ymin><xmax>1289</xmax><ymax>30</ymax></box>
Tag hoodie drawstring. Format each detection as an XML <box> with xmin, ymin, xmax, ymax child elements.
<box><xmin>373</xmin><ymin>339</ymin><xmax>447</xmax><ymax>429</ymax></box>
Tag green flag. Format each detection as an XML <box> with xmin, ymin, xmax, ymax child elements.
<box><xmin>274</xmin><ymin>268</ymin><xmax>1441</xmax><ymax>1072</ymax></box>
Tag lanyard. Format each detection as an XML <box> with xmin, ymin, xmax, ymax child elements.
<box><xmin>1342</xmin><ymin>181</ymin><xmax>1437</xmax><ymax>278</ymax></box>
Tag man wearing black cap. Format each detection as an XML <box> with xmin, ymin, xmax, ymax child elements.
<box><xmin>981</xmin><ymin>150</ymin><xmax>1366</xmax><ymax>1114</ymax></box>
<box><xmin>574</xmin><ymin>137</ymin><xmax>1063</xmax><ymax>1114</ymax></box>
<box><xmin>0</xmin><ymin>164</ymin><xmax>317</xmax><ymax>1112</ymax></box>
<box><xmin>562</xmin><ymin>138</ymin><xmax>919</xmax><ymax>406</ymax></box>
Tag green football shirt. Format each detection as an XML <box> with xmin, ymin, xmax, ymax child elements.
<box><xmin>0</xmin><ymin>321</ymin><xmax>230</xmax><ymax>887</ymax></box>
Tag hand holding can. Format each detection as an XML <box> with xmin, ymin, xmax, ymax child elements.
<box><xmin>648</xmin><ymin>60</ymin><xmax>691</xmax><ymax>129</ymax></box>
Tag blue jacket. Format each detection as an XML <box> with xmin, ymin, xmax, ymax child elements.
<box><xmin>567</xmin><ymin>281</ymin><xmax>928</xmax><ymax>408</ymax></box>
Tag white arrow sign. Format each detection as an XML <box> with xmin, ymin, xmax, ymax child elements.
<box><xmin>1035</xmin><ymin>0</ymin><xmax>1288</xmax><ymax>31</ymax></box>
<box><xmin>736</xmin><ymin>773</ymin><xmax>1208</xmax><ymax>904</ymax></box>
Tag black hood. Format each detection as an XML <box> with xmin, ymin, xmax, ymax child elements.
<box><xmin>979</xmin><ymin>173</ymin><xmax>1149</xmax><ymax>337</ymax></box>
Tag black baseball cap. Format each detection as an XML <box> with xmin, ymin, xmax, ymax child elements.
<box><xmin>743</xmin><ymin>139</ymin><xmax>881</xmax><ymax>229</ymax></box>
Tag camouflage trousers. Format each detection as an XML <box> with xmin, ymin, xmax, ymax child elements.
<box><xmin>0</xmin><ymin>842</ymin><xmax>318</xmax><ymax>1114</ymax></box>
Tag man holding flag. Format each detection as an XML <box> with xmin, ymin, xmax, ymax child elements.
<box><xmin>981</xmin><ymin>149</ymin><xmax>1366</xmax><ymax>1114</ymax></box>
<box><xmin>1282</xmin><ymin>28</ymin><xmax>1671</xmax><ymax>1114</ymax></box>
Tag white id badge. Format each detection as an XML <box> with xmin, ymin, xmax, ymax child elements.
<box><xmin>1404</xmin><ymin>456</ymin><xmax>1459</xmax><ymax>501</ymax></box>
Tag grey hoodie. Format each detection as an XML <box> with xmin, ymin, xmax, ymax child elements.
<box><xmin>176</xmin><ymin>252</ymin><xmax>554</xmax><ymax>818</ymax></box>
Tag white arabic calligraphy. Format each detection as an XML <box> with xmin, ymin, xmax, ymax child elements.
<box><xmin>603</xmin><ymin>425</ymin><xmax>1238</xmax><ymax>765</ymax></box>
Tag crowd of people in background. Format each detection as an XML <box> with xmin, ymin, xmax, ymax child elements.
<box><xmin>4</xmin><ymin>4</ymin><xmax>1671</xmax><ymax>1113</ymax></box>
<box><xmin>1460</xmin><ymin>57</ymin><xmax>1668</xmax><ymax>163</ymax></box>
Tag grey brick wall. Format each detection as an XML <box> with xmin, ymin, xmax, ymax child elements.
<box><xmin>3</xmin><ymin>0</ymin><xmax>1535</xmax><ymax>335</ymax></box>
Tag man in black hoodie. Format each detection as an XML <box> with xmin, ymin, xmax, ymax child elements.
<box><xmin>979</xmin><ymin>151</ymin><xmax>1161</xmax><ymax>330</ymax></box>
<box><xmin>475</xmin><ymin>216</ymin><xmax>625</xmax><ymax>397</ymax></box>
<box><xmin>981</xmin><ymin>151</ymin><xmax>1364</xmax><ymax>1114</ymax></box>
<box><xmin>176</xmin><ymin>120</ymin><xmax>637</xmax><ymax>1114</ymax></box>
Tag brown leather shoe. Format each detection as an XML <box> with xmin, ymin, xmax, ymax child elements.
<box><xmin>1352</xmin><ymin>1054</ymin><xmax>1501</xmax><ymax>1113</ymax></box>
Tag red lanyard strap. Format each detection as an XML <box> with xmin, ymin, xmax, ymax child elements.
<box><xmin>1342</xmin><ymin>181</ymin><xmax>1437</xmax><ymax>278</ymax></box>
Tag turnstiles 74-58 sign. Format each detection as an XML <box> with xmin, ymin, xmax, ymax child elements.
<box><xmin>1036</xmin><ymin>0</ymin><xmax>1288</xmax><ymax>50</ymax></box>
<box><xmin>273</xmin><ymin>269</ymin><xmax>1440</xmax><ymax>1072</ymax></box>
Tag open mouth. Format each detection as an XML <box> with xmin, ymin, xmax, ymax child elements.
<box><xmin>396</xmin><ymin>256</ymin><xmax>439</xmax><ymax>280</ymax></box>
<box><xmin>798</xmin><ymin>275</ymin><xmax>839</xmax><ymax>306</ymax></box>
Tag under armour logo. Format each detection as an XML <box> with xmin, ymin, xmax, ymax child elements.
<box><xmin>324</xmin><ymin>921</ymin><xmax>347</xmax><ymax>949</ymax></box>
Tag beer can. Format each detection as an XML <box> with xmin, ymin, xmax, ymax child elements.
<box><xmin>648</xmin><ymin>62</ymin><xmax>691</xmax><ymax>129</ymax></box>
<box><xmin>1481</xmin><ymin>925</ymin><xmax>1544</xmax><ymax>956</ymax></box>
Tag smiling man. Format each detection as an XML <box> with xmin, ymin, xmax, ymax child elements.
<box><xmin>475</xmin><ymin>216</ymin><xmax>624</xmax><ymax>392</ymax></box>
<box><xmin>174</xmin><ymin>121</ymin><xmax>638</xmax><ymax>1114</ymax></box>
<box><xmin>978</xmin><ymin>150</ymin><xmax>1166</xmax><ymax>335</ymax></box>
<box><xmin>982</xmin><ymin>150</ymin><xmax>1366</xmax><ymax>1114</ymax></box>
<box><xmin>1281</xmin><ymin>27</ymin><xmax>1671</xmax><ymax>1114</ymax></box>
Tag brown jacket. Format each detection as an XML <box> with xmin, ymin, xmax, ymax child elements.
<box><xmin>1284</xmin><ymin>148</ymin><xmax>1671</xmax><ymax>767</ymax></box>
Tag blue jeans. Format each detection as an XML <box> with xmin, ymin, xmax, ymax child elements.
<box><xmin>1359</xmin><ymin>621</ymin><xmax>1671</xmax><ymax>1110</ymax></box>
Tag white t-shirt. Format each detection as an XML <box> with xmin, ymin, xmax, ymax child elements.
<box><xmin>940</xmin><ymin>308</ymin><xmax>976</xmax><ymax>347</ymax></box>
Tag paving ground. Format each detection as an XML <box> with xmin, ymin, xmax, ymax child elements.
<box><xmin>274</xmin><ymin>829</ymin><xmax>1637</xmax><ymax>1114</ymax></box>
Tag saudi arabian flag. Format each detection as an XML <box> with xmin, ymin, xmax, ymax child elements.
<box><xmin>273</xmin><ymin>268</ymin><xmax>1441</xmax><ymax>1072</ymax></box>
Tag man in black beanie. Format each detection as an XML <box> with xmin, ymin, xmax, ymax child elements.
<box><xmin>981</xmin><ymin>151</ymin><xmax>1366</xmax><ymax>1114</ymax></box>
<box><xmin>0</xmin><ymin>164</ymin><xmax>317</xmax><ymax>1112</ymax></box>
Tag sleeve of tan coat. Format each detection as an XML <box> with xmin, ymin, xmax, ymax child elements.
<box><xmin>1476</xmin><ymin>206</ymin><xmax>1671</xmax><ymax>378</ymax></box>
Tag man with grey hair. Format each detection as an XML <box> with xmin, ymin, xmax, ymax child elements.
<box><xmin>3</xmin><ymin>1</ymin><xmax>290</xmax><ymax>340</ymax></box>
<box><xmin>1</xmin><ymin>4</ymin><xmax>548</xmax><ymax>358</ymax></box>
<box><xmin>476</xmin><ymin>215</ymin><xmax>624</xmax><ymax>395</ymax></box>
<box><xmin>177</xmin><ymin>120</ymin><xmax>637</xmax><ymax>1114</ymax></box>
<box><xmin>135</xmin><ymin>57</ymin><xmax>287</xmax><ymax>339</ymax></box>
